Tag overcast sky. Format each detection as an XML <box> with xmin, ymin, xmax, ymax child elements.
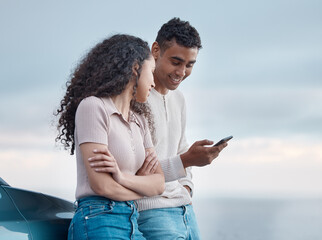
<box><xmin>1</xmin><ymin>0</ymin><xmax>321</xmax><ymax>201</ymax></box>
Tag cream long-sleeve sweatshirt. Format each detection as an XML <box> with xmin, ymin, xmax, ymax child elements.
<box><xmin>136</xmin><ymin>88</ymin><xmax>194</xmax><ymax>211</ymax></box>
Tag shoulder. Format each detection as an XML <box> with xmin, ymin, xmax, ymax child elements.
<box><xmin>76</xmin><ymin>96</ymin><xmax>107</xmax><ymax>117</ymax></box>
<box><xmin>78</xmin><ymin>96</ymin><xmax>103</xmax><ymax>108</ymax></box>
<box><xmin>172</xmin><ymin>89</ymin><xmax>185</xmax><ymax>100</ymax></box>
<box><xmin>170</xmin><ymin>89</ymin><xmax>186</xmax><ymax>105</ymax></box>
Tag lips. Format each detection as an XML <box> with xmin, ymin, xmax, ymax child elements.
<box><xmin>169</xmin><ymin>75</ymin><xmax>183</xmax><ymax>84</ymax></box>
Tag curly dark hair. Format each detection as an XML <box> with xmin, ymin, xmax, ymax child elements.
<box><xmin>55</xmin><ymin>34</ymin><xmax>154</xmax><ymax>154</ymax></box>
<box><xmin>156</xmin><ymin>17</ymin><xmax>202</xmax><ymax>52</ymax></box>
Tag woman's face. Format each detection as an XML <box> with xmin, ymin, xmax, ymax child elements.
<box><xmin>135</xmin><ymin>55</ymin><xmax>155</xmax><ymax>103</ymax></box>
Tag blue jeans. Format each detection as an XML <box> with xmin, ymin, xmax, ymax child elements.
<box><xmin>68</xmin><ymin>196</ymin><xmax>145</xmax><ymax>240</ymax></box>
<box><xmin>138</xmin><ymin>205</ymin><xmax>201</xmax><ymax>240</ymax></box>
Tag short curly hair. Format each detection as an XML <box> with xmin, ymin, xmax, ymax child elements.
<box><xmin>156</xmin><ymin>17</ymin><xmax>202</xmax><ymax>52</ymax></box>
<box><xmin>55</xmin><ymin>34</ymin><xmax>153</xmax><ymax>154</ymax></box>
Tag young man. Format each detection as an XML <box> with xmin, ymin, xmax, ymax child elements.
<box><xmin>135</xmin><ymin>18</ymin><xmax>227</xmax><ymax>239</ymax></box>
<box><xmin>90</xmin><ymin>18</ymin><xmax>227</xmax><ymax>239</ymax></box>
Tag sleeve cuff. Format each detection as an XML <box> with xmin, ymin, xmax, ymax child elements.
<box><xmin>161</xmin><ymin>155</ymin><xmax>186</xmax><ymax>182</ymax></box>
<box><xmin>171</xmin><ymin>155</ymin><xmax>186</xmax><ymax>178</ymax></box>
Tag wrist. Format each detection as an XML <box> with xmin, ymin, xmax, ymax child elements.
<box><xmin>184</xmin><ymin>185</ymin><xmax>191</xmax><ymax>193</ymax></box>
<box><xmin>114</xmin><ymin>171</ymin><xmax>125</xmax><ymax>185</ymax></box>
<box><xmin>180</xmin><ymin>152</ymin><xmax>192</xmax><ymax>168</ymax></box>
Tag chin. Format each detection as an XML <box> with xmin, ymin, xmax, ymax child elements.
<box><xmin>136</xmin><ymin>97</ymin><xmax>148</xmax><ymax>103</ymax></box>
<box><xmin>167</xmin><ymin>81</ymin><xmax>181</xmax><ymax>90</ymax></box>
<box><xmin>168</xmin><ymin>84</ymin><xmax>180</xmax><ymax>91</ymax></box>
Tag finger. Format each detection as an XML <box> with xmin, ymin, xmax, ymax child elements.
<box><xmin>90</xmin><ymin>160</ymin><xmax>114</xmax><ymax>168</ymax></box>
<box><xmin>146</xmin><ymin>151</ymin><xmax>157</xmax><ymax>160</ymax></box>
<box><xmin>194</xmin><ymin>139</ymin><xmax>214</xmax><ymax>147</ymax></box>
<box><xmin>93</xmin><ymin>148</ymin><xmax>108</xmax><ymax>154</ymax></box>
<box><xmin>105</xmin><ymin>148</ymin><xmax>114</xmax><ymax>156</ymax></box>
<box><xmin>208</xmin><ymin>147</ymin><xmax>220</xmax><ymax>157</ymax></box>
<box><xmin>137</xmin><ymin>157</ymin><xmax>156</xmax><ymax>175</ymax></box>
<box><xmin>93</xmin><ymin>148</ymin><xmax>113</xmax><ymax>156</ymax></box>
<box><xmin>150</xmin><ymin>160</ymin><xmax>159</xmax><ymax>173</ymax></box>
<box><xmin>141</xmin><ymin>157</ymin><xmax>151</xmax><ymax>170</ymax></box>
<box><xmin>145</xmin><ymin>150</ymin><xmax>152</xmax><ymax>157</ymax></box>
<box><xmin>94</xmin><ymin>167</ymin><xmax>116</xmax><ymax>173</ymax></box>
<box><xmin>145</xmin><ymin>153</ymin><xmax>155</xmax><ymax>163</ymax></box>
<box><xmin>146</xmin><ymin>156</ymin><xmax>158</xmax><ymax>172</ymax></box>
<box><xmin>141</xmin><ymin>153</ymin><xmax>155</xmax><ymax>169</ymax></box>
<box><xmin>211</xmin><ymin>142</ymin><xmax>227</xmax><ymax>151</ymax></box>
<box><xmin>150</xmin><ymin>151</ymin><xmax>157</xmax><ymax>158</ymax></box>
<box><xmin>138</xmin><ymin>163</ymin><xmax>148</xmax><ymax>173</ymax></box>
<box><xmin>221</xmin><ymin>142</ymin><xmax>228</xmax><ymax>149</ymax></box>
<box><xmin>88</xmin><ymin>154</ymin><xmax>114</xmax><ymax>162</ymax></box>
<box><xmin>216</xmin><ymin>142</ymin><xmax>228</xmax><ymax>151</ymax></box>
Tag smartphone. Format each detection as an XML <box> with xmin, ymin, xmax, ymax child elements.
<box><xmin>213</xmin><ymin>135</ymin><xmax>233</xmax><ymax>146</ymax></box>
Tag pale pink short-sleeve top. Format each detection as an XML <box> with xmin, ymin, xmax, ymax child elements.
<box><xmin>74</xmin><ymin>96</ymin><xmax>153</xmax><ymax>199</ymax></box>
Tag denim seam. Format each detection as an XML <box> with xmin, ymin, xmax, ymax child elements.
<box><xmin>69</xmin><ymin>221</ymin><xmax>74</xmax><ymax>240</ymax></box>
<box><xmin>183</xmin><ymin>205</ymin><xmax>190</xmax><ymax>239</ymax></box>
<box><xmin>128</xmin><ymin>202</ymin><xmax>135</xmax><ymax>240</ymax></box>
<box><xmin>81</xmin><ymin>207</ymin><xmax>89</xmax><ymax>240</ymax></box>
<box><xmin>83</xmin><ymin>205</ymin><xmax>113</xmax><ymax>219</ymax></box>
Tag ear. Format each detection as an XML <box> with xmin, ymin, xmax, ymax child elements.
<box><xmin>132</xmin><ymin>62</ymin><xmax>139</xmax><ymax>76</ymax></box>
<box><xmin>151</xmin><ymin>41</ymin><xmax>160</xmax><ymax>61</ymax></box>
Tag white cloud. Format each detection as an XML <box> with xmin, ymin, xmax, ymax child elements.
<box><xmin>228</xmin><ymin>137</ymin><xmax>322</xmax><ymax>163</ymax></box>
<box><xmin>182</xmin><ymin>87</ymin><xmax>322</xmax><ymax>139</ymax></box>
<box><xmin>193</xmin><ymin>137</ymin><xmax>322</xmax><ymax>198</ymax></box>
<box><xmin>1</xmin><ymin>133</ymin><xmax>321</xmax><ymax>202</ymax></box>
<box><xmin>0</xmin><ymin>133</ymin><xmax>76</xmax><ymax>201</ymax></box>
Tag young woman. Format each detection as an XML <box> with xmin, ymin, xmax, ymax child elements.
<box><xmin>55</xmin><ymin>34</ymin><xmax>165</xmax><ymax>240</ymax></box>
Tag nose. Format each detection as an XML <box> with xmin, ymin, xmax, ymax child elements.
<box><xmin>175</xmin><ymin>66</ymin><xmax>186</xmax><ymax>78</ymax></box>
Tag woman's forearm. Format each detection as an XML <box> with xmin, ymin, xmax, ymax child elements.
<box><xmin>91</xmin><ymin>174</ymin><xmax>144</xmax><ymax>201</ymax></box>
<box><xmin>117</xmin><ymin>150</ymin><xmax>165</xmax><ymax>196</ymax></box>
<box><xmin>118</xmin><ymin>172</ymin><xmax>165</xmax><ymax>197</ymax></box>
<box><xmin>85</xmin><ymin>145</ymin><xmax>165</xmax><ymax>198</ymax></box>
<box><xmin>81</xmin><ymin>143</ymin><xmax>144</xmax><ymax>201</ymax></box>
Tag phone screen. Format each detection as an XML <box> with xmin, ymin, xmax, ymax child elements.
<box><xmin>213</xmin><ymin>136</ymin><xmax>233</xmax><ymax>146</ymax></box>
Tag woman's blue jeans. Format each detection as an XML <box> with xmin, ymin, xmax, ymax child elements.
<box><xmin>138</xmin><ymin>204</ymin><xmax>201</xmax><ymax>240</ymax></box>
<box><xmin>68</xmin><ymin>196</ymin><xmax>145</xmax><ymax>240</ymax></box>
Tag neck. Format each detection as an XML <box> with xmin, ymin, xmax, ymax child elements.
<box><xmin>111</xmin><ymin>88</ymin><xmax>133</xmax><ymax>120</ymax></box>
<box><xmin>153</xmin><ymin>76</ymin><xmax>169</xmax><ymax>95</ymax></box>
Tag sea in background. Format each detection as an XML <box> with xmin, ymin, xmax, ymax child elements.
<box><xmin>193</xmin><ymin>197</ymin><xmax>322</xmax><ymax>240</ymax></box>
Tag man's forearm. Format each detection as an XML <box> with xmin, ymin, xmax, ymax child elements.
<box><xmin>160</xmin><ymin>155</ymin><xmax>187</xmax><ymax>182</ymax></box>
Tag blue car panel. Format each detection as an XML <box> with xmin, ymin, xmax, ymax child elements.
<box><xmin>0</xmin><ymin>177</ymin><xmax>74</xmax><ymax>240</ymax></box>
<box><xmin>0</xmin><ymin>187</ymin><xmax>30</xmax><ymax>239</ymax></box>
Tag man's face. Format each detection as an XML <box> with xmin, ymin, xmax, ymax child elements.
<box><xmin>152</xmin><ymin>41</ymin><xmax>198</xmax><ymax>94</ymax></box>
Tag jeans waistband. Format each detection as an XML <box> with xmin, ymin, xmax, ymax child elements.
<box><xmin>75</xmin><ymin>196</ymin><xmax>135</xmax><ymax>209</ymax></box>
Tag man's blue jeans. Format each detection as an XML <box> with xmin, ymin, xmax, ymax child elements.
<box><xmin>68</xmin><ymin>196</ymin><xmax>145</xmax><ymax>240</ymax></box>
<box><xmin>138</xmin><ymin>204</ymin><xmax>201</xmax><ymax>240</ymax></box>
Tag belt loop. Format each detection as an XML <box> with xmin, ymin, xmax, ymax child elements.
<box><xmin>126</xmin><ymin>201</ymin><xmax>135</xmax><ymax>211</ymax></box>
<box><xmin>183</xmin><ymin>205</ymin><xmax>187</xmax><ymax>216</ymax></box>
<box><xmin>133</xmin><ymin>201</ymin><xmax>138</xmax><ymax>210</ymax></box>
<box><xmin>109</xmin><ymin>200</ymin><xmax>115</xmax><ymax>207</ymax></box>
<box><xmin>73</xmin><ymin>200</ymin><xmax>78</xmax><ymax>210</ymax></box>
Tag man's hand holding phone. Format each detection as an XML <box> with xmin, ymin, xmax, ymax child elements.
<box><xmin>181</xmin><ymin>136</ymin><xmax>232</xmax><ymax>168</ymax></box>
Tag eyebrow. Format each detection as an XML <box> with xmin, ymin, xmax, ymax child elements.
<box><xmin>171</xmin><ymin>56</ymin><xmax>196</xmax><ymax>64</ymax></box>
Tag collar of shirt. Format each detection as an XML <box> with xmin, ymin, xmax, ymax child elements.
<box><xmin>101</xmin><ymin>97</ymin><xmax>141</xmax><ymax>128</ymax></box>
